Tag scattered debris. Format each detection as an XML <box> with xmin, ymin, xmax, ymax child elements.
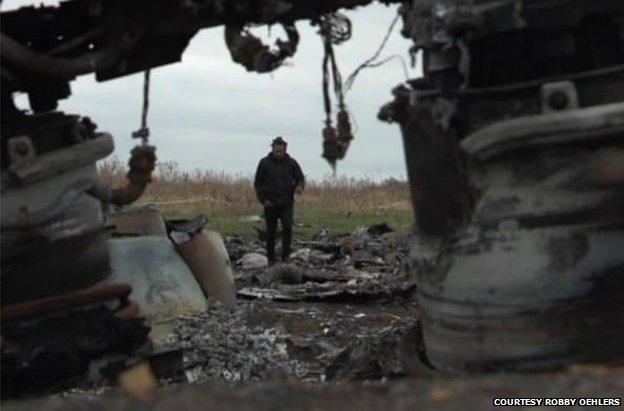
<box><xmin>166</xmin><ymin>214</ymin><xmax>209</xmax><ymax>244</ymax></box>
<box><xmin>163</xmin><ymin>296</ymin><xmax>418</xmax><ymax>386</ymax></box>
<box><xmin>167</xmin><ymin>302</ymin><xmax>307</xmax><ymax>383</ymax></box>
<box><xmin>367</xmin><ymin>222</ymin><xmax>394</xmax><ymax>236</ymax></box>
<box><xmin>230</xmin><ymin>224</ymin><xmax>413</xmax><ymax>302</ymax></box>
<box><xmin>291</xmin><ymin>248</ymin><xmax>311</xmax><ymax>262</ymax></box>
<box><xmin>352</xmin><ymin>250</ymin><xmax>384</xmax><ymax>268</ymax></box>
<box><xmin>239</xmin><ymin>215</ymin><xmax>263</xmax><ymax>223</ymax></box>
<box><xmin>19</xmin><ymin>223</ymin><xmax>416</xmax><ymax>399</ymax></box>
<box><xmin>238</xmin><ymin>253</ymin><xmax>269</xmax><ymax>270</ymax></box>
<box><xmin>325</xmin><ymin>325</ymin><xmax>409</xmax><ymax>380</ymax></box>
<box><xmin>237</xmin><ymin>278</ymin><xmax>414</xmax><ymax>303</ymax></box>
<box><xmin>268</xmin><ymin>264</ymin><xmax>304</xmax><ymax>285</ymax></box>
<box><xmin>146</xmin><ymin>221</ymin><xmax>417</xmax><ymax>387</ymax></box>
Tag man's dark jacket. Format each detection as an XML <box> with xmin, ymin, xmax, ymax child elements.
<box><xmin>254</xmin><ymin>153</ymin><xmax>305</xmax><ymax>207</ymax></box>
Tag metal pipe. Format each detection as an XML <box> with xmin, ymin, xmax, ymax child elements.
<box><xmin>1</xmin><ymin>283</ymin><xmax>132</xmax><ymax>321</ymax></box>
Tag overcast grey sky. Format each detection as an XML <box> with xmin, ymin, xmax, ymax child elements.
<box><xmin>10</xmin><ymin>2</ymin><xmax>420</xmax><ymax>180</ymax></box>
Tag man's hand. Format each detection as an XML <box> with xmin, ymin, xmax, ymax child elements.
<box><xmin>295</xmin><ymin>185</ymin><xmax>303</xmax><ymax>195</ymax></box>
<box><xmin>264</xmin><ymin>200</ymin><xmax>273</xmax><ymax>207</ymax></box>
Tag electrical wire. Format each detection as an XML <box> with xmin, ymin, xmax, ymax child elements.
<box><xmin>345</xmin><ymin>13</ymin><xmax>400</xmax><ymax>90</ymax></box>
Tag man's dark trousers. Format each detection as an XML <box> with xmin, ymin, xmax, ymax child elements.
<box><xmin>265</xmin><ymin>204</ymin><xmax>293</xmax><ymax>264</ymax></box>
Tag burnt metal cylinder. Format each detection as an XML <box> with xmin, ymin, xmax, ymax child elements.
<box><xmin>175</xmin><ymin>229</ymin><xmax>237</xmax><ymax>306</ymax></box>
<box><xmin>412</xmin><ymin>101</ymin><xmax>624</xmax><ymax>372</ymax></box>
<box><xmin>391</xmin><ymin>0</ymin><xmax>624</xmax><ymax>369</ymax></box>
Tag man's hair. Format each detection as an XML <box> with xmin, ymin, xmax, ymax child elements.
<box><xmin>272</xmin><ymin>136</ymin><xmax>287</xmax><ymax>146</ymax></box>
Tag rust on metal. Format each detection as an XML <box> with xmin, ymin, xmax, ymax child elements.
<box><xmin>1</xmin><ymin>283</ymin><xmax>132</xmax><ymax>322</ymax></box>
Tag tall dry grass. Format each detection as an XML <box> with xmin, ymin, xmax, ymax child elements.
<box><xmin>98</xmin><ymin>158</ymin><xmax>411</xmax><ymax>217</ymax></box>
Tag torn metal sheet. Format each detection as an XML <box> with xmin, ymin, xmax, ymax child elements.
<box><xmin>225</xmin><ymin>23</ymin><xmax>299</xmax><ymax>73</ymax></box>
<box><xmin>238</xmin><ymin>275</ymin><xmax>415</xmax><ymax>303</ymax></box>
<box><xmin>107</xmin><ymin>236</ymin><xmax>208</xmax><ymax>326</ymax></box>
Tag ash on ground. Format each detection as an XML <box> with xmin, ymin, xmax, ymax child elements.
<box><xmin>164</xmin><ymin>222</ymin><xmax>419</xmax><ymax>385</ymax></box>
<box><xmin>54</xmin><ymin>223</ymin><xmax>419</xmax><ymax>399</ymax></box>
<box><xmin>169</xmin><ymin>301</ymin><xmax>306</xmax><ymax>384</ymax></box>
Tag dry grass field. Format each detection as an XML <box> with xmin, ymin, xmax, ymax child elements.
<box><xmin>99</xmin><ymin>159</ymin><xmax>414</xmax><ymax>237</ymax></box>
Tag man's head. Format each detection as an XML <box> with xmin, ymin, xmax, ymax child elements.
<box><xmin>271</xmin><ymin>136</ymin><xmax>287</xmax><ymax>158</ymax></box>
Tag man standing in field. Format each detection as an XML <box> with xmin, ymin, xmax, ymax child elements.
<box><xmin>254</xmin><ymin>137</ymin><xmax>305</xmax><ymax>265</ymax></box>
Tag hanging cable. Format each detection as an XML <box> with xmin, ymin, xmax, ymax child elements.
<box><xmin>322</xmin><ymin>37</ymin><xmax>333</xmax><ymax>125</ymax></box>
<box><xmin>363</xmin><ymin>54</ymin><xmax>409</xmax><ymax>79</ymax></box>
<box><xmin>321</xmin><ymin>34</ymin><xmax>338</xmax><ymax>173</ymax></box>
<box><xmin>96</xmin><ymin>69</ymin><xmax>156</xmax><ymax>208</ymax></box>
<box><xmin>316</xmin><ymin>11</ymin><xmax>406</xmax><ymax>173</ymax></box>
<box><xmin>132</xmin><ymin>69</ymin><xmax>151</xmax><ymax>145</ymax></box>
<box><xmin>125</xmin><ymin>69</ymin><xmax>156</xmax><ymax>201</ymax></box>
<box><xmin>345</xmin><ymin>13</ymin><xmax>400</xmax><ymax>90</ymax></box>
<box><xmin>319</xmin><ymin>13</ymin><xmax>353</xmax><ymax>172</ymax></box>
<box><xmin>320</xmin><ymin>13</ymin><xmax>350</xmax><ymax>123</ymax></box>
<box><xmin>141</xmin><ymin>69</ymin><xmax>150</xmax><ymax>132</ymax></box>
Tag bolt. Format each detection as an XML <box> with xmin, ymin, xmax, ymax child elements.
<box><xmin>548</xmin><ymin>91</ymin><xmax>569</xmax><ymax>111</ymax></box>
<box><xmin>14</xmin><ymin>141</ymin><xmax>30</xmax><ymax>156</ymax></box>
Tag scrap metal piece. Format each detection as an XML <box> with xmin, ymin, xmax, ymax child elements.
<box><xmin>1</xmin><ymin>283</ymin><xmax>132</xmax><ymax>322</ymax></box>
<box><xmin>166</xmin><ymin>214</ymin><xmax>209</xmax><ymax>241</ymax></box>
<box><xmin>225</xmin><ymin>22</ymin><xmax>299</xmax><ymax>73</ymax></box>
<box><xmin>6</xmin><ymin>133</ymin><xmax>114</xmax><ymax>186</ymax></box>
<box><xmin>106</xmin><ymin>206</ymin><xmax>168</xmax><ymax>237</ymax></box>
<box><xmin>7</xmin><ymin>135</ymin><xmax>36</xmax><ymax>165</ymax></box>
<box><xmin>107</xmin><ymin>236</ymin><xmax>208</xmax><ymax>327</ymax></box>
<box><xmin>541</xmin><ymin>81</ymin><xmax>579</xmax><ymax>113</ymax></box>
<box><xmin>389</xmin><ymin>0</ymin><xmax>624</xmax><ymax>374</ymax></box>
<box><xmin>173</xmin><ymin>227</ymin><xmax>237</xmax><ymax>307</ymax></box>
<box><xmin>410</xmin><ymin>92</ymin><xmax>624</xmax><ymax>374</ymax></box>
<box><xmin>1</xmin><ymin>214</ymin><xmax>110</xmax><ymax>306</ymax></box>
<box><xmin>1</xmin><ymin>284</ymin><xmax>149</xmax><ymax>399</ymax></box>
<box><xmin>237</xmin><ymin>274</ymin><xmax>415</xmax><ymax>303</ymax></box>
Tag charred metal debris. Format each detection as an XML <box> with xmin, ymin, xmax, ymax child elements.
<box><xmin>318</xmin><ymin>13</ymin><xmax>354</xmax><ymax>171</ymax></box>
<box><xmin>231</xmin><ymin>222</ymin><xmax>414</xmax><ymax>302</ymax></box>
<box><xmin>106</xmin><ymin>220</ymin><xmax>418</xmax><ymax>388</ymax></box>
<box><xmin>378</xmin><ymin>0</ymin><xmax>624</xmax><ymax>372</ymax></box>
<box><xmin>0</xmin><ymin>0</ymin><xmax>399</xmax><ymax>398</ymax></box>
<box><xmin>225</xmin><ymin>22</ymin><xmax>299</xmax><ymax>73</ymax></box>
<box><xmin>168</xmin><ymin>299</ymin><xmax>417</xmax><ymax>385</ymax></box>
<box><xmin>2</xmin><ymin>0</ymin><xmax>624</xmax><ymax>400</ymax></box>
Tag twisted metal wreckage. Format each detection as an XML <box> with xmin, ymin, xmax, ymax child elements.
<box><xmin>1</xmin><ymin>0</ymin><xmax>623</xmax><ymax>397</ymax></box>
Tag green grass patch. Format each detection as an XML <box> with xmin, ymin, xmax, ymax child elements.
<box><xmin>162</xmin><ymin>208</ymin><xmax>414</xmax><ymax>239</ymax></box>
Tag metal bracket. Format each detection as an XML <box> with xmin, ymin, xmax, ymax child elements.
<box><xmin>541</xmin><ymin>81</ymin><xmax>579</xmax><ymax>113</ymax></box>
<box><xmin>7</xmin><ymin>136</ymin><xmax>36</xmax><ymax>165</ymax></box>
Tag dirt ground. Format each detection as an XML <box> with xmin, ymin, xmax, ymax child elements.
<box><xmin>4</xmin><ymin>299</ymin><xmax>623</xmax><ymax>411</ymax></box>
<box><xmin>3</xmin><ymin>226</ymin><xmax>623</xmax><ymax>410</ymax></box>
<box><xmin>5</xmin><ymin>340</ymin><xmax>623</xmax><ymax>411</ymax></box>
